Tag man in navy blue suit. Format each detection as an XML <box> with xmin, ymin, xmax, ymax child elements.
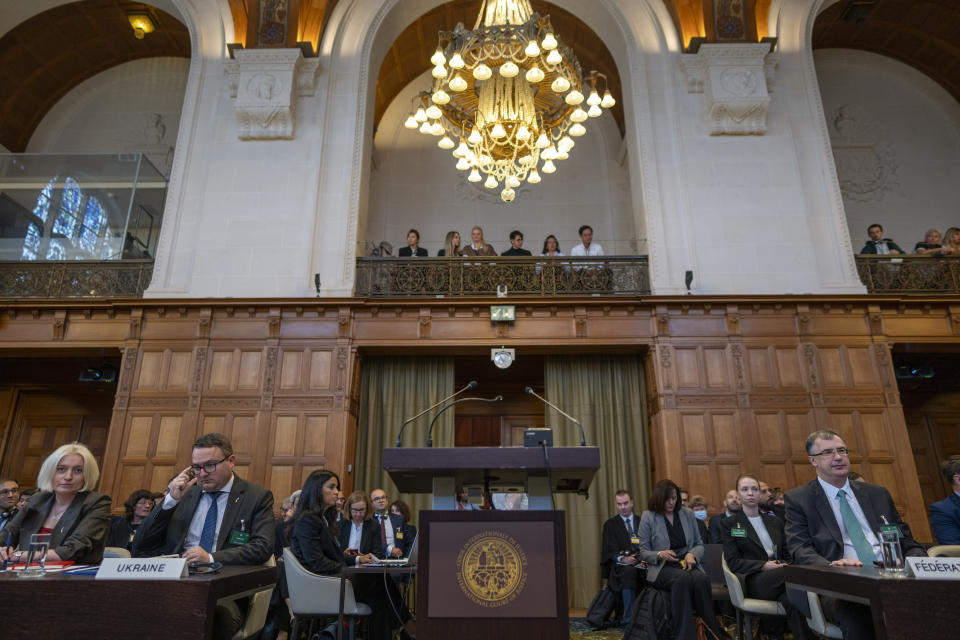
<box><xmin>370</xmin><ymin>488</ymin><xmax>412</xmax><ymax>558</ymax></box>
<box><xmin>929</xmin><ymin>457</ymin><xmax>960</xmax><ymax>545</ymax></box>
<box><xmin>601</xmin><ymin>490</ymin><xmax>642</xmax><ymax>626</ymax></box>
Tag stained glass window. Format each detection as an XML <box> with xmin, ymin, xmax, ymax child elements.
<box><xmin>22</xmin><ymin>223</ymin><xmax>41</xmax><ymax>260</ymax></box>
<box><xmin>79</xmin><ymin>197</ymin><xmax>105</xmax><ymax>253</ymax></box>
<box><xmin>32</xmin><ymin>178</ymin><xmax>56</xmax><ymax>223</ymax></box>
<box><xmin>46</xmin><ymin>240</ymin><xmax>66</xmax><ymax>261</ymax></box>
<box><xmin>53</xmin><ymin>177</ymin><xmax>82</xmax><ymax>239</ymax></box>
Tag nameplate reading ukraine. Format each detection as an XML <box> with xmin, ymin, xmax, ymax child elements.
<box><xmin>906</xmin><ymin>557</ymin><xmax>960</xmax><ymax>581</ymax></box>
<box><xmin>95</xmin><ymin>558</ymin><xmax>188</xmax><ymax>580</ymax></box>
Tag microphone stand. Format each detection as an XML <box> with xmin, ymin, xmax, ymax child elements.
<box><xmin>395</xmin><ymin>381</ymin><xmax>477</xmax><ymax>447</ymax></box>
<box><xmin>524</xmin><ymin>387</ymin><xmax>587</xmax><ymax>446</ymax></box>
<box><xmin>425</xmin><ymin>396</ymin><xmax>502</xmax><ymax>447</ymax></box>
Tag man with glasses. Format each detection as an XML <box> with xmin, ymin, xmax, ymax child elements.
<box><xmin>132</xmin><ymin>433</ymin><xmax>274</xmax><ymax>639</ymax></box>
<box><xmin>370</xmin><ymin>488</ymin><xmax>412</xmax><ymax>558</ymax></box>
<box><xmin>0</xmin><ymin>478</ymin><xmax>20</xmax><ymax>532</ymax></box>
<box><xmin>785</xmin><ymin>429</ymin><xmax>925</xmax><ymax>638</ymax></box>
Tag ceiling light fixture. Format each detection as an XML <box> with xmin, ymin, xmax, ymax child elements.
<box><xmin>127</xmin><ymin>12</ymin><xmax>156</xmax><ymax>40</ymax></box>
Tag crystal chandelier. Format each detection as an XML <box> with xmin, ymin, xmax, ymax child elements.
<box><xmin>404</xmin><ymin>0</ymin><xmax>616</xmax><ymax>203</ymax></box>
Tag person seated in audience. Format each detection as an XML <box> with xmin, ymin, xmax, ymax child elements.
<box><xmin>915</xmin><ymin>228</ymin><xmax>945</xmax><ymax>255</ymax></box>
<box><xmin>0</xmin><ymin>442</ymin><xmax>110</xmax><ymax>565</ymax></box>
<box><xmin>941</xmin><ymin>226</ymin><xmax>960</xmax><ymax>256</ymax></box>
<box><xmin>0</xmin><ymin>477</ymin><xmax>21</xmax><ymax>532</ymax></box>
<box><xmin>17</xmin><ymin>488</ymin><xmax>35</xmax><ymax>510</ymax></box>
<box><xmin>689</xmin><ymin>495</ymin><xmax>710</xmax><ymax>543</ymax></box>
<box><xmin>455</xmin><ymin>490</ymin><xmax>480</xmax><ymax>511</ymax></box>
<box><xmin>390</xmin><ymin>499</ymin><xmax>417</xmax><ymax>543</ymax></box>
<box><xmin>501</xmin><ymin>230</ymin><xmax>532</xmax><ymax>256</ymax></box>
<box><xmin>638</xmin><ymin>479</ymin><xmax>725</xmax><ymax>640</ymax></box>
<box><xmin>265</xmin><ymin>489</ymin><xmax>301</xmax><ymax>640</ymax></box>
<box><xmin>398</xmin><ymin>229</ymin><xmax>427</xmax><ymax>257</ymax></box>
<box><xmin>437</xmin><ymin>230</ymin><xmax>461</xmax><ymax>256</ymax></box>
<box><xmin>131</xmin><ymin>432</ymin><xmax>275</xmax><ymax>640</ymax></box>
<box><xmin>290</xmin><ymin>471</ymin><xmax>415</xmax><ymax>640</ymax></box>
<box><xmin>107</xmin><ymin>489</ymin><xmax>155</xmax><ymax>550</ymax></box>
<box><xmin>371</xmin><ymin>488</ymin><xmax>414</xmax><ymax>557</ymax></box>
<box><xmin>929</xmin><ymin>456</ymin><xmax>960</xmax><ymax>545</ymax></box>
<box><xmin>601</xmin><ymin>490</ymin><xmax>643</xmax><ymax>626</ymax></box>
<box><xmin>758</xmin><ymin>480</ymin><xmax>784</xmax><ymax>520</ymax></box>
<box><xmin>151</xmin><ymin>491</ymin><xmax>164</xmax><ymax>507</ymax></box>
<box><xmin>570</xmin><ymin>224</ymin><xmax>604</xmax><ymax>256</ymax></box>
<box><xmin>678</xmin><ymin>487</ymin><xmax>690</xmax><ymax>508</ymax></box>
<box><xmin>541</xmin><ymin>234</ymin><xmax>564</xmax><ymax>256</ymax></box>
<box><xmin>785</xmin><ymin>429</ymin><xmax>925</xmax><ymax>639</ymax></box>
<box><xmin>859</xmin><ymin>223</ymin><xmax>903</xmax><ymax>255</ymax></box>
<box><xmin>460</xmin><ymin>225</ymin><xmax>497</xmax><ymax>256</ymax></box>
<box><xmin>722</xmin><ymin>474</ymin><xmax>814</xmax><ymax>640</ymax></box>
<box><xmin>708</xmin><ymin>489</ymin><xmax>741</xmax><ymax>543</ymax></box>
<box><xmin>338</xmin><ymin>491</ymin><xmax>380</xmax><ymax>558</ymax></box>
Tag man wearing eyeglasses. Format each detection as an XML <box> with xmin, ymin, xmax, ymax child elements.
<box><xmin>132</xmin><ymin>433</ymin><xmax>274</xmax><ymax>639</ymax></box>
<box><xmin>785</xmin><ymin>429</ymin><xmax>925</xmax><ymax>638</ymax></box>
<box><xmin>0</xmin><ymin>478</ymin><xmax>21</xmax><ymax>532</ymax></box>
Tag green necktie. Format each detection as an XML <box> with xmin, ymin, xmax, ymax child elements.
<box><xmin>836</xmin><ymin>489</ymin><xmax>876</xmax><ymax>563</ymax></box>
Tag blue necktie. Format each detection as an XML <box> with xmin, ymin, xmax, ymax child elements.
<box><xmin>199</xmin><ymin>492</ymin><xmax>220</xmax><ymax>553</ymax></box>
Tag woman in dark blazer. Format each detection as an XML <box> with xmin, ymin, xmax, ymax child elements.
<box><xmin>638</xmin><ymin>479</ymin><xmax>724</xmax><ymax>640</ymax></box>
<box><xmin>721</xmin><ymin>474</ymin><xmax>813</xmax><ymax>640</ymax></box>
<box><xmin>0</xmin><ymin>443</ymin><xmax>110</xmax><ymax>565</ymax></box>
<box><xmin>338</xmin><ymin>491</ymin><xmax>380</xmax><ymax>557</ymax></box>
<box><xmin>107</xmin><ymin>489</ymin><xmax>154</xmax><ymax>549</ymax></box>
<box><xmin>290</xmin><ymin>470</ymin><xmax>415</xmax><ymax>640</ymax></box>
<box><xmin>398</xmin><ymin>229</ymin><xmax>428</xmax><ymax>257</ymax></box>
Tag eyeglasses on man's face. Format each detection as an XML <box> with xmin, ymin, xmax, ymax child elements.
<box><xmin>811</xmin><ymin>447</ymin><xmax>850</xmax><ymax>458</ymax></box>
<box><xmin>0</xmin><ymin>488</ymin><xmax>20</xmax><ymax>496</ymax></box>
<box><xmin>190</xmin><ymin>455</ymin><xmax>229</xmax><ymax>474</ymax></box>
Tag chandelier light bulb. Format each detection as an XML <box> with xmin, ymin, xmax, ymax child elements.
<box><xmin>588</xmin><ymin>104</ymin><xmax>602</xmax><ymax>118</ymax></box>
<box><xmin>546</xmin><ymin>49</ymin><xmax>562</xmax><ymax>66</ymax></box>
<box><xmin>419</xmin><ymin>121</ymin><xmax>432</xmax><ymax>134</ymax></box>
<box><xmin>501</xmin><ymin>187</ymin><xmax>516</xmax><ymax>202</ymax></box>
<box><xmin>542</xmin><ymin>33</ymin><xmax>558</xmax><ymax>50</ymax></box>
<box><xmin>480</xmin><ymin>154</ymin><xmax>493</xmax><ymax>165</ymax></box>
<box><xmin>506</xmin><ymin>175</ymin><xmax>521</xmax><ymax>188</ymax></box>
<box><xmin>516</xmin><ymin>125</ymin><xmax>531</xmax><ymax>141</ymax></box>
<box><xmin>404</xmin><ymin>115</ymin><xmax>418</xmax><ymax>129</ymax></box>
<box><xmin>414</xmin><ymin>108</ymin><xmax>428</xmax><ymax>123</ymax></box>
<box><xmin>542</xmin><ymin>145</ymin><xmax>557</xmax><ymax>160</ymax></box>
<box><xmin>491</xmin><ymin>123</ymin><xmax>507</xmax><ymax>139</ymax></box>
<box><xmin>535</xmin><ymin>133</ymin><xmax>550</xmax><ymax>148</ymax></box>
<box><xmin>430</xmin><ymin>49</ymin><xmax>446</xmax><ymax>66</ymax></box>
<box><xmin>456</xmin><ymin>157</ymin><xmax>471</xmax><ymax>171</ymax></box>
<box><xmin>542</xmin><ymin>159</ymin><xmax>557</xmax><ymax>174</ymax></box>
<box><xmin>558</xmin><ymin>136</ymin><xmax>574</xmax><ymax>152</ymax></box>
<box><xmin>525</xmin><ymin>66</ymin><xmax>545</xmax><ymax>84</ymax></box>
<box><xmin>587</xmin><ymin>90</ymin><xmax>601</xmax><ymax>106</ymax></box>
<box><xmin>449</xmin><ymin>52</ymin><xmax>465</xmax><ymax>69</ymax></box>
<box><xmin>438</xmin><ymin>136</ymin><xmax>455</xmax><ymax>150</ymax></box>
<box><xmin>468</xmin><ymin>127</ymin><xmax>482</xmax><ymax>145</ymax></box>
<box><xmin>570</xmin><ymin>108</ymin><xmax>588</xmax><ymax>123</ymax></box>
<box><xmin>527</xmin><ymin>170</ymin><xmax>541</xmax><ymax>183</ymax></box>
<box><xmin>551</xmin><ymin>76</ymin><xmax>570</xmax><ymax>93</ymax></box>
<box><xmin>430</xmin><ymin>122</ymin><xmax>444</xmax><ymax>136</ymax></box>
<box><xmin>473</xmin><ymin>64</ymin><xmax>492</xmax><ymax>80</ymax></box>
<box><xmin>565</xmin><ymin>90</ymin><xmax>584</xmax><ymax>105</ymax></box>
<box><xmin>556</xmin><ymin>149</ymin><xmax>569</xmax><ymax>160</ymax></box>
<box><xmin>569</xmin><ymin>123</ymin><xmax>587</xmax><ymax>137</ymax></box>
<box><xmin>449</xmin><ymin>75</ymin><xmax>468</xmax><ymax>92</ymax></box>
<box><xmin>468</xmin><ymin>167</ymin><xmax>482</xmax><ymax>182</ymax></box>
<box><xmin>426</xmin><ymin>105</ymin><xmax>442</xmax><ymax>120</ymax></box>
<box><xmin>519</xmin><ymin>154</ymin><xmax>533</xmax><ymax>166</ymax></box>
<box><xmin>432</xmin><ymin>90</ymin><xmax>450</xmax><ymax>105</ymax></box>
<box><xmin>455</xmin><ymin>140</ymin><xmax>469</xmax><ymax>157</ymax></box>
<box><xmin>432</xmin><ymin>64</ymin><xmax>448</xmax><ymax>79</ymax></box>
<box><xmin>601</xmin><ymin>90</ymin><xmax>616</xmax><ymax>108</ymax></box>
<box><xmin>484</xmin><ymin>175</ymin><xmax>498</xmax><ymax>189</ymax></box>
<box><xmin>499</xmin><ymin>62</ymin><xmax>519</xmax><ymax>78</ymax></box>
<box><xmin>525</xmin><ymin>40</ymin><xmax>540</xmax><ymax>57</ymax></box>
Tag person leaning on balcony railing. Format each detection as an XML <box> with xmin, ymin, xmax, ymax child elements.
<box><xmin>460</xmin><ymin>225</ymin><xmax>497</xmax><ymax>256</ymax></box>
<box><xmin>914</xmin><ymin>227</ymin><xmax>946</xmax><ymax>255</ymax></box>
<box><xmin>859</xmin><ymin>223</ymin><xmax>903</xmax><ymax>255</ymax></box>
<box><xmin>437</xmin><ymin>230</ymin><xmax>462</xmax><ymax>256</ymax></box>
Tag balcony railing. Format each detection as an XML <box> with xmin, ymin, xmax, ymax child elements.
<box><xmin>354</xmin><ymin>256</ymin><xmax>650</xmax><ymax>297</ymax></box>
<box><xmin>0</xmin><ymin>259</ymin><xmax>153</xmax><ymax>298</ymax></box>
<box><xmin>856</xmin><ymin>255</ymin><xmax>960</xmax><ymax>294</ymax></box>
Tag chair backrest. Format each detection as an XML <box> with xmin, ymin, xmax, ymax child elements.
<box><xmin>235</xmin><ymin>555</ymin><xmax>277</xmax><ymax>639</ymax></box>
<box><xmin>804</xmin><ymin>590</ymin><xmax>843</xmax><ymax>638</ymax></box>
<box><xmin>720</xmin><ymin>554</ymin><xmax>745</xmax><ymax>608</ymax></box>
<box><xmin>103</xmin><ymin>546</ymin><xmax>131</xmax><ymax>559</ymax></box>
<box><xmin>701</xmin><ymin>544</ymin><xmax>725</xmax><ymax>587</ymax></box>
<box><xmin>282</xmin><ymin>547</ymin><xmax>360</xmax><ymax>616</ymax></box>
<box><xmin>927</xmin><ymin>544</ymin><xmax>960</xmax><ymax>557</ymax></box>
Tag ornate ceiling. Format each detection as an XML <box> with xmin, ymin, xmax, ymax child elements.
<box><xmin>813</xmin><ymin>0</ymin><xmax>960</xmax><ymax>103</ymax></box>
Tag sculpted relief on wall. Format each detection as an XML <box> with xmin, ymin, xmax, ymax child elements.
<box><xmin>828</xmin><ymin>105</ymin><xmax>899</xmax><ymax>203</ymax></box>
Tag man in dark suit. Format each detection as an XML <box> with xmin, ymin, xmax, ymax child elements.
<box><xmin>601</xmin><ymin>490</ymin><xmax>642</xmax><ymax>625</ymax></box>
<box><xmin>708</xmin><ymin>489</ymin><xmax>741</xmax><ymax>543</ymax></box>
<box><xmin>501</xmin><ymin>230</ymin><xmax>533</xmax><ymax>256</ymax></box>
<box><xmin>132</xmin><ymin>432</ymin><xmax>274</xmax><ymax>639</ymax></box>
<box><xmin>398</xmin><ymin>229</ymin><xmax>428</xmax><ymax>257</ymax></box>
<box><xmin>370</xmin><ymin>488</ymin><xmax>413</xmax><ymax>557</ymax></box>
<box><xmin>929</xmin><ymin>456</ymin><xmax>960</xmax><ymax>545</ymax></box>
<box><xmin>0</xmin><ymin>477</ymin><xmax>20</xmax><ymax>532</ymax></box>
<box><xmin>785</xmin><ymin>429</ymin><xmax>925</xmax><ymax>639</ymax></box>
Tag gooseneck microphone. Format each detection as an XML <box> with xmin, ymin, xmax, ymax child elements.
<box><xmin>425</xmin><ymin>396</ymin><xmax>502</xmax><ymax>447</ymax></box>
<box><xmin>395</xmin><ymin>380</ymin><xmax>477</xmax><ymax>447</ymax></box>
<box><xmin>524</xmin><ymin>386</ymin><xmax>587</xmax><ymax>446</ymax></box>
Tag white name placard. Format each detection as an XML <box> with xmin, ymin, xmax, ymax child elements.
<box><xmin>907</xmin><ymin>557</ymin><xmax>960</xmax><ymax>580</ymax></box>
<box><xmin>95</xmin><ymin>557</ymin><xmax>188</xmax><ymax>580</ymax></box>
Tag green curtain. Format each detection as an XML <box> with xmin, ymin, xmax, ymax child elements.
<box><xmin>545</xmin><ymin>355</ymin><xmax>651</xmax><ymax>608</ymax></box>
<box><xmin>354</xmin><ymin>356</ymin><xmax>455</xmax><ymax>525</ymax></box>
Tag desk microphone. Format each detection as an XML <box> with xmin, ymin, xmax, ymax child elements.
<box><xmin>395</xmin><ymin>381</ymin><xmax>477</xmax><ymax>447</ymax></box>
<box><xmin>425</xmin><ymin>396</ymin><xmax>502</xmax><ymax>447</ymax></box>
<box><xmin>524</xmin><ymin>386</ymin><xmax>586</xmax><ymax>446</ymax></box>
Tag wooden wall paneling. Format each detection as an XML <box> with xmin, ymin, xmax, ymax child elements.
<box><xmin>0</xmin><ymin>387</ymin><xmax>17</xmax><ymax>465</ymax></box>
<box><xmin>904</xmin><ymin>411</ymin><xmax>944</xmax><ymax>506</ymax></box>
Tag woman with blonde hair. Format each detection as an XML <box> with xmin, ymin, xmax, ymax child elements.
<box><xmin>438</xmin><ymin>230</ymin><xmax>461</xmax><ymax>257</ymax></box>
<box><xmin>0</xmin><ymin>442</ymin><xmax>110</xmax><ymax>564</ymax></box>
<box><xmin>941</xmin><ymin>226</ymin><xmax>960</xmax><ymax>255</ymax></box>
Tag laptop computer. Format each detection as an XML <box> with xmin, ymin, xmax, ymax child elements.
<box><xmin>368</xmin><ymin>532</ymin><xmax>419</xmax><ymax>567</ymax></box>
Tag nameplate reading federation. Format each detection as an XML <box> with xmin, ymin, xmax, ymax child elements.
<box><xmin>96</xmin><ymin>558</ymin><xmax>189</xmax><ymax>580</ymax></box>
<box><xmin>906</xmin><ymin>557</ymin><xmax>960</xmax><ymax>580</ymax></box>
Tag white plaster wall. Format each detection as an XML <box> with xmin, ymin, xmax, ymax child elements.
<box><xmin>815</xmin><ymin>48</ymin><xmax>960</xmax><ymax>252</ymax></box>
<box><xmin>28</xmin><ymin>58</ymin><xmax>190</xmax><ymax>177</ymax></box>
<box><xmin>365</xmin><ymin>71</ymin><xmax>637</xmax><ymax>257</ymax></box>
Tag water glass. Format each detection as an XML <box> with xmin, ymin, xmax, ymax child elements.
<box><xmin>879</xmin><ymin>529</ymin><xmax>905</xmax><ymax>575</ymax></box>
<box><xmin>17</xmin><ymin>533</ymin><xmax>50</xmax><ymax>578</ymax></box>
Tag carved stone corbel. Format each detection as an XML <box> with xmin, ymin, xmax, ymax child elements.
<box><xmin>679</xmin><ymin>43</ymin><xmax>778</xmax><ymax>135</ymax></box>
<box><xmin>223</xmin><ymin>48</ymin><xmax>321</xmax><ymax>140</ymax></box>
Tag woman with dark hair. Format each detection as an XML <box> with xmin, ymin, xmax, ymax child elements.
<box><xmin>398</xmin><ymin>229</ymin><xmax>427</xmax><ymax>257</ymax></box>
<box><xmin>290</xmin><ymin>471</ymin><xmax>415</xmax><ymax>640</ymax></box>
<box><xmin>107</xmin><ymin>489</ymin><xmax>155</xmax><ymax>549</ymax></box>
<box><xmin>541</xmin><ymin>235</ymin><xmax>564</xmax><ymax>256</ymax></box>
<box><xmin>637</xmin><ymin>479</ymin><xmax>724</xmax><ymax>640</ymax></box>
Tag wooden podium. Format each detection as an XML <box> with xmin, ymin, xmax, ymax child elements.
<box><xmin>382</xmin><ymin>446</ymin><xmax>600</xmax><ymax>640</ymax></box>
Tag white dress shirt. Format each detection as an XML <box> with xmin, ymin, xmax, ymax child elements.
<box><xmin>747</xmin><ymin>515</ymin><xmax>775</xmax><ymax>558</ymax></box>
<box><xmin>163</xmin><ymin>474</ymin><xmax>235</xmax><ymax>557</ymax></box>
<box><xmin>817</xmin><ymin>477</ymin><xmax>882</xmax><ymax>561</ymax></box>
<box><xmin>348</xmin><ymin>520</ymin><xmax>363</xmax><ymax>551</ymax></box>
<box><xmin>570</xmin><ymin>242</ymin><xmax>604</xmax><ymax>256</ymax></box>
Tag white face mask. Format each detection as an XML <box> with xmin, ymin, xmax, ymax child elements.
<box><xmin>693</xmin><ymin>509</ymin><xmax>708</xmax><ymax>521</ymax></box>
